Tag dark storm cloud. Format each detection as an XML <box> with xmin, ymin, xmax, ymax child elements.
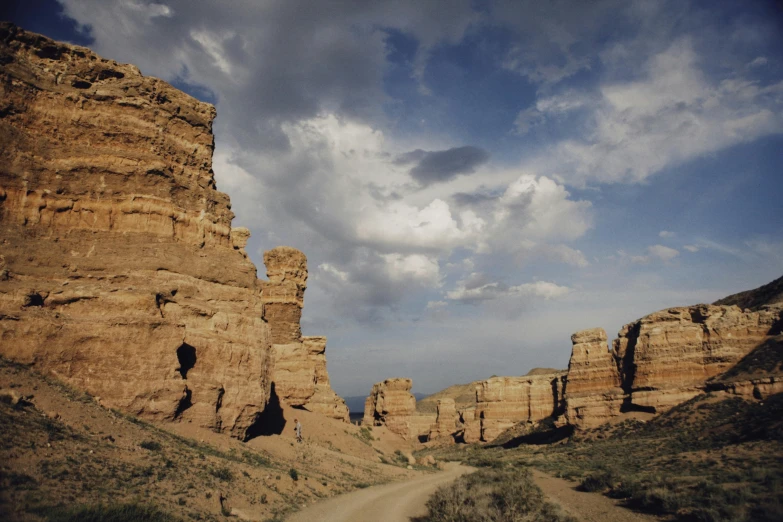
<box><xmin>451</xmin><ymin>190</ymin><xmax>502</xmax><ymax>206</ymax></box>
<box><xmin>58</xmin><ymin>0</ymin><xmax>478</xmax><ymax>151</ymax></box>
<box><xmin>395</xmin><ymin>146</ymin><xmax>489</xmax><ymax>185</ymax></box>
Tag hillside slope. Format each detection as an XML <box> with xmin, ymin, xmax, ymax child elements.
<box><xmin>0</xmin><ymin>359</ymin><xmax>428</xmax><ymax>522</ymax></box>
<box><xmin>714</xmin><ymin>274</ymin><xmax>783</xmax><ymax>310</ymax></box>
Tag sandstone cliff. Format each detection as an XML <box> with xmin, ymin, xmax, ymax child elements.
<box><xmin>564</xmin><ymin>328</ymin><xmax>624</xmax><ymax>429</ymax></box>
<box><xmin>614</xmin><ymin>303</ymin><xmax>782</xmax><ymax>412</ymax></box>
<box><xmin>427</xmin><ymin>398</ymin><xmax>459</xmax><ymax>442</ymax></box>
<box><xmin>362</xmin><ymin>378</ymin><xmax>427</xmax><ymax>440</ymax></box>
<box><xmin>0</xmin><ymin>24</ymin><xmax>271</xmax><ymax>439</ymax></box>
<box><xmin>0</xmin><ymin>25</ymin><xmax>349</xmax><ymax>438</ymax></box>
<box><xmin>474</xmin><ymin>373</ymin><xmax>566</xmax><ymax>442</ymax></box>
<box><xmin>424</xmin><ymin>277</ymin><xmax>783</xmax><ymax>443</ymax></box>
<box><xmin>262</xmin><ymin>247</ymin><xmax>348</xmax><ymax>422</ymax></box>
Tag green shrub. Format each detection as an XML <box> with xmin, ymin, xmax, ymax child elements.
<box><xmin>35</xmin><ymin>502</ymin><xmax>178</xmax><ymax>522</ymax></box>
<box><xmin>423</xmin><ymin>467</ymin><xmax>576</xmax><ymax>522</ymax></box>
<box><xmin>288</xmin><ymin>468</ymin><xmax>299</xmax><ymax>481</ymax></box>
<box><xmin>358</xmin><ymin>427</ymin><xmax>374</xmax><ymax>442</ymax></box>
<box><xmin>580</xmin><ymin>470</ymin><xmax>617</xmax><ymax>492</ymax></box>
<box><xmin>209</xmin><ymin>466</ymin><xmax>234</xmax><ymax>482</ymax></box>
<box><xmin>139</xmin><ymin>440</ymin><xmax>162</xmax><ymax>451</ymax></box>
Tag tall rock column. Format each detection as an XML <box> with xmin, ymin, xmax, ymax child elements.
<box><xmin>428</xmin><ymin>398</ymin><xmax>459</xmax><ymax>441</ymax></box>
<box><xmin>261</xmin><ymin>247</ymin><xmax>349</xmax><ymax>422</ymax></box>
<box><xmin>362</xmin><ymin>378</ymin><xmax>417</xmax><ymax>439</ymax></box>
<box><xmin>564</xmin><ymin>328</ymin><xmax>625</xmax><ymax>428</ymax></box>
<box><xmin>262</xmin><ymin>247</ymin><xmax>307</xmax><ymax>344</ymax></box>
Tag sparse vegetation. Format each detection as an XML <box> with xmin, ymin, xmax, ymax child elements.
<box><xmin>33</xmin><ymin>502</ymin><xmax>179</xmax><ymax>522</ymax></box>
<box><xmin>209</xmin><ymin>466</ymin><xmax>234</xmax><ymax>482</ymax></box>
<box><xmin>432</xmin><ymin>392</ymin><xmax>783</xmax><ymax>522</ymax></box>
<box><xmin>422</xmin><ymin>465</ymin><xmax>576</xmax><ymax>522</ymax></box>
<box><xmin>140</xmin><ymin>440</ymin><xmax>162</xmax><ymax>451</ymax></box>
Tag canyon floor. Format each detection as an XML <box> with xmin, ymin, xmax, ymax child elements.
<box><xmin>286</xmin><ymin>462</ymin><xmax>473</xmax><ymax>522</ymax></box>
<box><xmin>3</xmin><ymin>354</ymin><xmax>782</xmax><ymax>522</ymax></box>
<box><xmin>424</xmin><ymin>390</ymin><xmax>783</xmax><ymax>522</ymax></box>
<box><xmin>0</xmin><ymin>357</ymin><xmax>432</xmax><ymax>522</ymax></box>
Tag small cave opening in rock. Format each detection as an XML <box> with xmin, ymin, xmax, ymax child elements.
<box><xmin>244</xmin><ymin>383</ymin><xmax>286</xmax><ymax>440</ymax></box>
<box><xmin>23</xmin><ymin>292</ymin><xmax>45</xmax><ymax>307</ymax></box>
<box><xmin>174</xmin><ymin>387</ymin><xmax>192</xmax><ymax>418</ymax></box>
<box><xmin>176</xmin><ymin>343</ymin><xmax>197</xmax><ymax>379</ymax></box>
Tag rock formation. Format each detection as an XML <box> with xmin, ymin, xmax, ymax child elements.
<box><xmin>474</xmin><ymin>373</ymin><xmax>566</xmax><ymax>442</ymax></box>
<box><xmin>564</xmin><ymin>328</ymin><xmax>624</xmax><ymax>428</ymax></box>
<box><xmin>260</xmin><ymin>247</ymin><xmax>307</xmax><ymax>345</ymax></box>
<box><xmin>362</xmin><ymin>378</ymin><xmax>421</xmax><ymax>439</ymax></box>
<box><xmin>260</xmin><ymin>248</ymin><xmax>348</xmax><ymax>422</ymax></box>
<box><xmin>427</xmin><ymin>398</ymin><xmax>458</xmax><ymax>441</ymax></box>
<box><xmin>614</xmin><ymin>303</ymin><xmax>782</xmax><ymax>412</ymax></box>
<box><xmin>0</xmin><ymin>24</ymin><xmax>271</xmax><ymax>439</ymax></box>
<box><xmin>409</xmin><ymin>277</ymin><xmax>782</xmax><ymax>444</ymax></box>
<box><xmin>0</xmin><ymin>25</ymin><xmax>349</xmax><ymax>437</ymax></box>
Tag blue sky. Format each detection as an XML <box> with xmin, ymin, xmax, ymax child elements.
<box><xmin>7</xmin><ymin>0</ymin><xmax>783</xmax><ymax>397</ymax></box>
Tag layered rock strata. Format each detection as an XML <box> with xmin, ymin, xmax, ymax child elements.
<box><xmin>614</xmin><ymin>304</ymin><xmax>782</xmax><ymax>412</ymax></box>
<box><xmin>261</xmin><ymin>248</ymin><xmax>348</xmax><ymax>422</ymax></box>
<box><xmin>414</xmin><ymin>279</ymin><xmax>782</xmax><ymax>442</ymax></box>
<box><xmin>362</xmin><ymin>378</ymin><xmax>419</xmax><ymax>439</ymax></box>
<box><xmin>475</xmin><ymin>373</ymin><xmax>566</xmax><ymax>442</ymax></box>
<box><xmin>0</xmin><ymin>24</ymin><xmax>271</xmax><ymax>438</ymax></box>
<box><xmin>427</xmin><ymin>398</ymin><xmax>458</xmax><ymax>441</ymax></box>
<box><xmin>564</xmin><ymin>328</ymin><xmax>624</xmax><ymax>428</ymax></box>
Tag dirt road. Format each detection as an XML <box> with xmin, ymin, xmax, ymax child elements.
<box><xmin>531</xmin><ymin>469</ymin><xmax>662</xmax><ymax>522</ymax></box>
<box><xmin>285</xmin><ymin>462</ymin><xmax>473</xmax><ymax>522</ymax></box>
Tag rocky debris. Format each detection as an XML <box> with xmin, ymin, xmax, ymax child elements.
<box><xmin>564</xmin><ymin>328</ymin><xmax>624</xmax><ymax>429</ymax></box>
<box><xmin>427</xmin><ymin>398</ymin><xmax>459</xmax><ymax>441</ymax></box>
<box><xmin>614</xmin><ymin>303</ymin><xmax>782</xmax><ymax>412</ymax></box>
<box><xmin>420</xmin><ymin>455</ymin><xmax>436</xmax><ymax>466</ymax></box>
<box><xmin>362</xmin><ymin>378</ymin><xmax>418</xmax><ymax>439</ymax></box>
<box><xmin>0</xmin><ymin>24</ymin><xmax>273</xmax><ymax>439</ymax></box>
<box><xmin>261</xmin><ymin>249</ymin><xmax>349</xmax><ymax>422</ymax></box>
<box><xmin>475</xmin><ymin>373</ymin><xmax>566</xmax><ymax>442</ymax></box>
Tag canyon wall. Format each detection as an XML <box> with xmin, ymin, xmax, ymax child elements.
<box><xmin>614</xmin><ymin>303</ymin><xmax>782</xmax><ymax>412</ymax></box>
<box><xmin>416</xmin><ymin>277</ymin><xmax>782</xmax><ymax>443</ymax></box>
<box><xmin>474</xmin><ymin>373</ymin><xmax>566</xmax><ymax>442</ymax></box>
<box><xmin>262</xmin><ymin>247</ymin><xmax>348</xmax><ymax>422</ymax></box>
<box><xmin>0</xmin><ymin>24</ymin><xmax>270</xmax><ymax>439</ymax></box>
<box><xmin>0</xmin><ymin>25</ymin><xmax>349</xmax><ymax>437</ymax></box>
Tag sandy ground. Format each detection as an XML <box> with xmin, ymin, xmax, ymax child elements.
<box><xmin>531</xmin><ymin>469</ymin><xmax>663</xmax><ymax>522</ymax></box>
<box><xmin>285</xmin><ymin>462</ymin><xmax>474</xmax><ymax>522</ymax></box>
